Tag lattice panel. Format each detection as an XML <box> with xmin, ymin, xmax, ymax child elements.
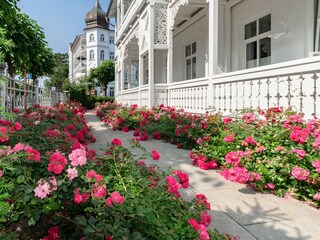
<box><xmin>154</xmin><ymin>4</ymin><xmax>167</xmax><ymax>45</ymax></box>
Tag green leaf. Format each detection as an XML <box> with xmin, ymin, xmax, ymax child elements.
<box><xmin>43</xmin><ymin>202</ymin><xmax>60</xmax><ymax>214</ymax></box>
<box><xmin>75</xmin><ymin>216</ymin><xmax>87</xmax><ymax>226</ymax></box>
<box><xmin>16</xmin><ymin>175</ymin><xmax>25</xmax><ymax>184</ymax></box>
<box><xmin>27</xmin><ymin>217</ymin><xmax>36</xmax><ymax>226</ymax></box>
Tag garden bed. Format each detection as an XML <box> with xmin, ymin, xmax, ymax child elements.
<box><xmin>95</xmin><ymin>102</ymin><xmax>320</xmax><ymax>208</ymax></box>
<box><xmin>0</xmin><ymin>102</ymin><xmax>232</xmax><ymax>239</ymax></box>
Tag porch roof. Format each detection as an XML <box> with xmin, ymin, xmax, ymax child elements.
<box><xmin>170</xmin><ymin>0</ymin><xmax>208</xmax><ymax>30</ymax></box>
<box><xmin>107</xmin><ymin>0</ymin><xmax>117</xmax><ymax>18</ymax></box>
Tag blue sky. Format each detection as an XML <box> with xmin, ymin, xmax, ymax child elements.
<box><xmin>18</xmin><ymin>0</ymin><xmax>112</xmax><ymax>54</ymax></box>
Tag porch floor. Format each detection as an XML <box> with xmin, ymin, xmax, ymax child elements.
<box><xmin>85</xmin><ymin>110</ymin><xmax>319</xmax><ymax>240</ymax></box>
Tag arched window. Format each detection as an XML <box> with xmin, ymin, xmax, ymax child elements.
<box><xmin>100</xmin><ymin>34</ymin><xmax>105</xmax><ymax>42</ymax></box>
<box><xmin>89</xmin><ymin>34</ymin><xmax>94</xmax><ymax>42</ymax></box>
<box><xmin>100</xmin><ymin>50</ymin><xmax>105</xmax><ymax>60</ymax></box>
<box><xmin>89</xmin><ymin>50</ymin><xmax>94</xmax><ymax>60</ymax></box>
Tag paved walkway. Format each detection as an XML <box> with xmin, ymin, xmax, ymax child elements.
<box><xmin>84</xmin><ymin>111</ymin><xmax>319</xmax><ymax>240</ymax></box>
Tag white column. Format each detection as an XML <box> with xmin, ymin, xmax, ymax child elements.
<box><xmin>207</xmin><ymin>0</ymin><xmax>219</xmax><ymax>109</ymax></box>
<box><xmin>148</xmin><ymin>2</ymin><xmax>155</xmax><ymax>108</ymax></box>
<box><xmin>120</xmin><ymin>0</ymin><xmax>124</xmax><ymax>22</ymax></box>
<box><xmin>138</xmin><ymin>54</ymin><xmax>143</xmax><ymax>106</ymax></box>
<box><xmin>167</xmin><ymin>15</ymin><xmax>173</xmax><ymax>107</ymax></box>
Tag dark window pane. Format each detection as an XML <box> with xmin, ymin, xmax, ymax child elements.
<box><xmin>245</xmin><ymin>21</ymin><xmax>256</xmax><ymax>40</ymax></box>
<box><xmin>192</xmin><ymin>42</ymin><xmax>196</xmax><ymax>54</ymax></box>
<box><xmin>192</xmin><ymin>57</ymin><xmax>196</xmax><ymax>79</ymax></box>
<box><xmin>259</xmin><ymin>37</ymin><xmax>271</xmax><ymax>66</ymax></box>
<box><xmin>259</xmin><ymin>14</ymin><xmax>271</xmax><ymax>34</ymax></box>
<box><xmin>185</xmin><ymin>45</ymin><xmax>191</xmax><ymax>57</ymax></box>
<box><xmin>186</xmin><ymin>59</ymin><xmax>191</xmax><ymax>79</ymax></box>
<box><xmin>246</xmin><ymin>41</ymin><xmax>257</xmax><ymax>68</ymax></box>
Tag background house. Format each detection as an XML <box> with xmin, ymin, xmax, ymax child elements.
<box><xmin>107</xmin><ymin>0</ymin><xmax>320</xmax><ymax>118</ymax></box>
<box><xmin>69</xmin><ymin>0</ymin><xmax>115</xmax><ymax>97</ymax></box>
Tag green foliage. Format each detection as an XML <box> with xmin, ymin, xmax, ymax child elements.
<box><xmin>68</xmin><ymin>85</ymin><xmax>114</xmax><ymax>109</ymax></box>
<box><xmin>0</xmin><ymin>102</ymin><xmax>231</xmax><ymax>239</ymax></box>
<box><xmin>1</xmin><ymin>3</ymin><xmax>55</xmax><ymax>78</ymax></box>
<box><xmin>45</xmin><ymin>53</ymin><xmax>69</xmax><ymax>92</ymax></box>
<box><xmin>88</xmin><ymin>60</ymin><xmax>115</xmax><ymax>87</ymax></box>
<box><xmin>0</xmin><ymin>16</ymin><xmax>14</xmax><ymax>62</ymax></box>
<box><xmin>96</xmin><ymin>103</ymin><xmax>320</xmax><ymax>206</ymax></box>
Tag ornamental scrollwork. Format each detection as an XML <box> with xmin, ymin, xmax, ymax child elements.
<box><xmin>154</xmin><ymin>4</ymin><xmax>168</xmax><ymax>44</ymax></box>
<box><xmin>169</xmin><ymin>0</ymin><xmax>189</xmax><ymax>30</ymax></box>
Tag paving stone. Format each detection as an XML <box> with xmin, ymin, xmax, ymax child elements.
<box><xmin>244</xmin><ymin>220</ymin><xmax>316</xmax><ymax>240</ymax></box>
<box><xmin>204</xmin><ymin>189</ymin><xmax>292</xmax><ymax>226</ymax></box>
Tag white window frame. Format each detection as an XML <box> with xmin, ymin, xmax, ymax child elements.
<box><xmin>100</xmin><ymin>50</ymin><xmax>105</xmax><ymax>60</ymax></box>
<box><xmin>100</xmin><ymin>34</ymin><xmax>105</xmax><ymax>42</ymax></box>
<box><xmin>109</xmin><ymin>87</ymin><xmax>115</xmax><ymax>97</ymax></box>
<box><xmin>109</xmin><ymin>36</ymin><xmax>115</xmax><ymax>44</ymax></box>
<box><xmin>185</xmin><ymin>41</ymin><xmax>197</xmax><ymax>80</ymax></box>
<box><xmin>89</xmin><ymin>50</ymin><xmax>95</xmax><ymax>61</ymax></box>
<box><xmin>243</xmin><ymin>14</ymin><xmax>272</xmax><ymax>69</ymax></box>
<box><xmin>89</xmin><ymin>34</ymin><xmax>94</xmax><ymax>42</ymax></box>
<box><xmin>109</xmin><ymin>52</ymin><xmax>115</xmax><ymax>60</ymax></box>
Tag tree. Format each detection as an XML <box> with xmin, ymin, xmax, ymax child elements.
<box><xmin>1</xmin><ymin>2</ymin><xmax>55</xmax><ymax>80</ymax></box>
<box><xmin>0</xmin><ymin>17</ymin><xmax>14</xmax><ymax>62</ymax></box>
<box><xmin>0</xmin><ymin>1</ymin><xmax>16</xmax><ymax>62</ymax></box>
<box><xmin>45</xmin><ymin>53</ymin><xmax>69</xmax><ymax>91</ymax></box>
<box><xmin>88</xmin><ymin>60</ymin><xmax>115</xmax><ymax>88</ymax></box>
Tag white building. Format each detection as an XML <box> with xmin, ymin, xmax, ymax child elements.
<box><xmin>107</xmin><ymin>0</ymin><xmax>320</xmax><ymax>118</ymax></box>
<box><xmin>69</xmin><ymin>0</ymin><xmax>115</xmax><ymax>96</ymax></box>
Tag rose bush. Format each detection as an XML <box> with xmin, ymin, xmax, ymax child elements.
<box><xmin>0</xmin><ymin>102</ymin><xmax>233</xmax><ymax>239</ymax></box>
<box><xmin>95</xmin><ymin>103</ymin><xmax>320</xmax><ymax>207</ymax></box>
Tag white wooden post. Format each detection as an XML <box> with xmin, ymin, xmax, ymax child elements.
<box><xmin>208</xmin><ymin>0</ymin><xmax>219</xmax><ymax>109</ymax></box>
<box><xmin>148</xmin><ymin>1</ymin><xmax>155</xmax><ymax>108</ymax></box>
<box><xmin>138</xmin><ymin>54</ymin><xmax>143</xmax><ymax>106</ymax></box>
<box><xmin>167</xmin><ymin>11</ymin><xmax>173</xmax><ymax>107</ymax></box>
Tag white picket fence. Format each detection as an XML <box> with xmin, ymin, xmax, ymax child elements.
<box><xmin>0</xmin><ymin>76</ymin><xmax>68</xmax><ymax>112</ymax></box>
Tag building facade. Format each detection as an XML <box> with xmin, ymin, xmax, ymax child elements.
<box><xmin>107</xmin><ymin>0</ymin><xmax>320</xmax><ymax>118</ymax></box>
<box><xmin>69</xmin><ymin>0</ymin><xmax>115</xmax><ymax>96</ymax></box>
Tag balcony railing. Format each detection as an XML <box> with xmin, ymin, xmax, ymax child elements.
<box><xmin>74</xmin><ymin>62</ymin><xmax>87</xmax><ymax>74</ymax></box>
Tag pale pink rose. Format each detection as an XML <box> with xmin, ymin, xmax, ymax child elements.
<box><xmin>67</xmin><ymin>166</ymin><xmax>78</xmax><ymax>181</ymax></box>
<box><xmin>50</xmin><ymin>176</ymin><xmax>58</xmax><ymax>191</ymax></box>
<box><xmin>313</xmin><ymin>192</ymin><xmax>320</xmax><ymax>201</ymax></box>
<box><xmin>12</xmin><ymin>143</ymin><xmax>24</xmax><ymax>153</ymax></box>
<box><xmin>69</xmin><ymin>147</ymin><xmax>87</xmax><ymax>167</ymax></box>
<box><xmin>34</xmin><ymin>179</ymin><xmax>51</xmax><ymax>199</ymax></box>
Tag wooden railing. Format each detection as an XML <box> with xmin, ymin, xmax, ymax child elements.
<box><xmin>212</xmin><ymin>57</ymin><xmax>320</xmax><ymax>119</ymax></box>
<box><xmin>116</xmin><ymin>57</ymin><xmax>320</xmax><ymax>118</ymax></box>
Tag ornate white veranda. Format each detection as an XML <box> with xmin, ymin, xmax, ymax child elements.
<box><xmin>109</xmin><ymin>0</ymin><xmax>320</xmax><ymax>119</ymax></box>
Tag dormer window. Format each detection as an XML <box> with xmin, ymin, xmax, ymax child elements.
<box><xmin>89</xmin><ymin>34</ymin><xmax>94</xmax><ymax>42</ymax></box>
<box><xmin>100</xmin><ymin>34</ymin><xmax>105</xmax><ymax>42</ymax></box>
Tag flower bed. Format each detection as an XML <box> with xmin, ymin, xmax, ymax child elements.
<box><xmin>96</xmin><ymin>102</ymin><xmax>320</xmax><ymax>207</ymax></box>
<box><xmin>0</xmin><ymin>102</ymin><xmax>231</xmax><ymax>239</ymax></box>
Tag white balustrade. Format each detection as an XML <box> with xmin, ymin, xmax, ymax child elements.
<box><xmin>115</xmin><ymin>57</ymin><xmax>320</xmax><ymax>118</ymax></box>
<box><xmin>212</xmin><ymin>57</ymin><xmax>320</xmax><ymax>119</ymax></box>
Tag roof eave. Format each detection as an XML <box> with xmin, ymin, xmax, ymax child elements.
<box><xmin>107</xmin><ymin>0</ymin><xmax>117</xmax><ymax>18</ymax></box>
